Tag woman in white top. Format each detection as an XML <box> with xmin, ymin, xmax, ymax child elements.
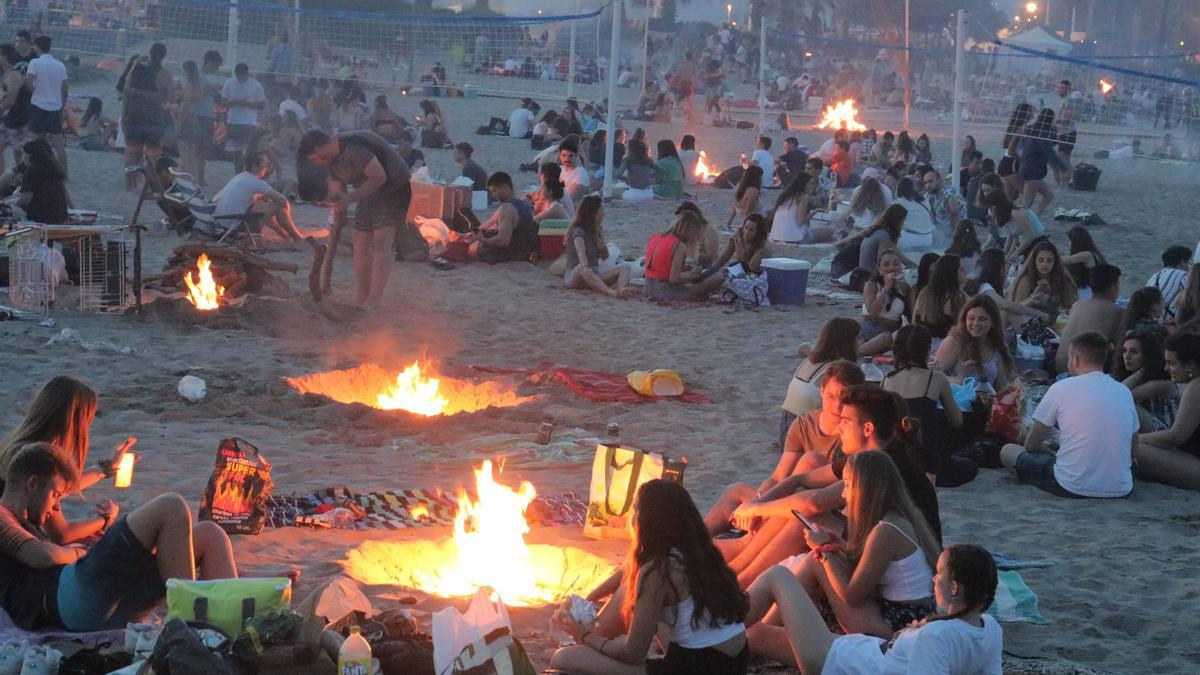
<box><xmin>780</xmin><ymin>317</ymin><xmax>861</xmax><ymax>443</ymax></box>
<box><xmin>890</xmin><ymin>176</ymin><xmax>934</xmax><ymax>253</ymax></box>
<box><xmin>678</xmin><ymin>134</ymin><xmax>701</xmax><ymax>185</ymax></box>
<box><xmin>726</xmin><ymin>165</ymin><xmax>763</xmax><ymax>231</ymax></box>
<box><xmin>745</xmin><ymin>544</ymin><xmax>1002</xmax><ymax>675</ymax></box>
<box><xmin>552</xmin><ymin>480</ymin><xmax>749</xmax><ymax>674</ymax></box>
<box><xmin>769</xmin><ymin>172</ymin><xmax>830</xmax><ymax>243</ymax></box>
<box><xmin>827</xmin><ymin>177</ymin><xmax>888</xmax><ymax>240</ymax></box>
<box><xmin>779</xmin><ymin>451</ymin><xmax>939</xmax><ymax>643</ymax></box>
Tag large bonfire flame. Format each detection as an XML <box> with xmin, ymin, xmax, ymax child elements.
<box><xmin>184</xmin><ymin>253</ymin><xmax>225</xmax><ymax>310</ymax></box>
<box><xmin>342</xmin><ymin>461</ymin><xmax>616</xmax><ymax>606</ymax></box>
<box><xmin>816</xmin><ymin>98</ymin><xmax>867</xmax><ymax>131</ymax></box>
<box><xmin>285</xmin><ymin>362</ymin><xmax>530</xmax><ymax>416</ymax></box>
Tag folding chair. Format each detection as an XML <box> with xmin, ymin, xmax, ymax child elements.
<box><xmin>161</xmin><ymin>170</ymin><xmax>260</xmax><ymax>247</ymax></box>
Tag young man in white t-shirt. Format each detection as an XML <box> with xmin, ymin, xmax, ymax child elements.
<box><xmin>507</xmin><ymin>98</ymin><xmax>537</xmax><ymax>139</ymax></box>
<box><xmin>221</xmin><ymin>63</ymin><xmax>266</xmax><ymax>156</ymax></box>
<box><xmin>1001</xmin><ymin>331</ymin><xmax>1140</xmax><ymax>498</ymax></box>
<box><xmin>24</xmin><ymin>36</ymin><xmax>68</xmax><ymax>175</ymax></box>
<box><xmin>558</xmin><ymin>140</ymin><xmax>589</xmax><ymax>204</ymax></box>
<box><xmin>213</xmin><ymin>151</ymin><xmax>306</xmax><ymax>243</ymax></box>
<box><xmin>750</xmin><ymin>135</ymin><xmax>775</xmax><ymax>183</ymax></box>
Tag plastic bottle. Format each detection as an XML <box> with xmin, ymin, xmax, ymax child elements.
<box><xmin>338</xmin><ymin>626</ymin><xmax>372</xmax><ymax>675</ymax></box>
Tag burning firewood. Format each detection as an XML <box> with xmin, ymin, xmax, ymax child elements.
<box><xmin>145</xmin><ymin>244</ymin><xmax>301</xmax><ymax>305</ymax></box>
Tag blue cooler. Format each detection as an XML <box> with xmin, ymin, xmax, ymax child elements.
<box><xmin>464</xmin><ymin>84</ymin><xmax>479</xmax><ymax>99</ymax></box>
<box><xmin>763</xmin><ymin>258</ymin><xmax>811</xmax><ymax>305</ymax></box>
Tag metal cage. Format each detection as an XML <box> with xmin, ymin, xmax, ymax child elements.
<box><xmin>77</xmin><ymin>228</ymin><xmax>134</xmax><ymax>312</ymax></box>
<box><xmin>4</xmin><ymin>227</ymin><xmax>51</xmax><ymax>318</ymax></box>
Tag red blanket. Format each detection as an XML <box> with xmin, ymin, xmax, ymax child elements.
<box><xmin>473</xmin><ymin>364</ymin><xmax>710</xmax><ymax>404</ymax></box>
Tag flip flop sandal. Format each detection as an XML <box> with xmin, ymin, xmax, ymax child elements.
<box><xmin>430</xmin><ymin>257</ymin><xmax>455</xmax><ymax>271</ymax></box>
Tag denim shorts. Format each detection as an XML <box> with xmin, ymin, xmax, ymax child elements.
<box><xmin>1014</xmin><ymin>451</ymin><xmax>1084</xmax><ymax>499</ymax></box>
<box><xmin>56</xmin><ymin>517</ymin><xmax>166</xmax><ymax>631</ymax></box>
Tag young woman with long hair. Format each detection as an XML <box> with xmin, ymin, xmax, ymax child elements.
<box><xmin>1135</xmin><ymin>332</ymin><xmax>1200</xmax><ymax>491</ymax></box>
<box><xmin>552</xmin><ymin>480</ymin><xmax>749</xmax><ymax>675</ymax></box>
<box><xmin>616</xmin><ymin>138</ymin><xmax>658</xmax><ymax>200</ymax></box>
<box><xmin>892</xmin><ymin>131</ymin><xmax>915</xmax><ymax>166</ymax></box>
<box><xmin>986</xmin><ymin>190</ymin><xmax>1046</xmax><ymax>263</ymax></box>
<box><xmin>744</xmin><ymin>544</ymin><xmax>1001</xmax><ymax>673</ymax></box>
<box><xmin>533</xmin><ymin>173</ymin><xmax>570</xmax><ymax>223</ymax></box>
<box><xmin>838</xmin><ymin>204</ymin><xmax>915</xmax><ymax>290</ymax></box>
<box><xmin>883</xmin><ymin>326</ymin><xmax>964</xmax><ymax>478</ymax></box>
<box><xmin>914</xmin><ymin>254</ymin><xmax>968</xmax><ymax>339</ymax></box>
<box><xmin>890</xmin><ymin>175</ymin><xmax>934</xmax><ymax>251</ymax></box>
<box><xmin>973</xmin><ymin>173</ymin><xmax>1005</xmax><ymax>243</ymax></box>
<box><xmin>1114</xmin><ymin>330</ymin><xmax>1179</xmax><ymax>433</ymax></box>
<box><xmin>1009</xmin><ymin>240</ymin><xmax>1078</xmax><ymax>323</ymax></box>
<box><xmin>785</xmin><ymin>450</ymin><xmax>940</xmax><ymax>640</ymax></box>
<box><xmin>780</xmin><ymin>317</ymin><xmax>862</xmax><ymax>440</ymax></box>
<box><xmin>563</xmin><ymin>195</ymin><xmax>631</xmax><ymax>297</ymax></box>
<box><xmin>960</xmin><ymin>134</ymin><xmax>977</xmax><ymax>170</ymax></box>
<box><xmin>1124</xmin><ymin>287</ymin><xmax>1167</xmax><ymax>342</ymax></box>
<box><xmin>176</xmin><ymin>61</ymin><xmax>205</xmax><ymax>175</ymax></box>
<box><xmin>934</xmin><ymin>294</ymin><xmax>1015</xmax><ymax>391</ymax></box>
<box><xmin>966</xmin><ymin>248</ymin><xmax>1048</xmax><ymax>326</ymax></box>
<box><xmin>77</xmin><ymin>97</ymin><xmax>114</xmax><ymax>152</ymax></box>
<box><xmin>418</xmin><ymin>98</ymin><xmax>451</xmax><ymax>148</ymax></box>
<box><xmin>769</xmin><ymin>171</ymin><xmax>829</xmax><ymax>243</ymax></box>
<box><xmin>914</xmin><ymin>133</ymin><xmax>932</xmax><ymax>165</ymax></box>
<box><xmin>999</xmin><ymin>102</ymin><xmax>1034</xmax><ymax>198</ymax></box>
<box><xmin>1</xmin><ymin>138</ymin><xmax>68</xmax><ymax>224</ymax></box>
<box><xmin>691</xmin><ymin>213</ymin><xmax>771</xmax><ymax>301</ymax></box>
<box><xmin>727</xmin><ymin>165</ymin><xmax>764</xmax><ymax>230</ymax></box>
<box><xmin>945</xmin><ymin>218</ymin><xmax>982</xmax><ymax>272</ymax></box>
<box><xmin>908</xmin><ymin>252</ymin><xmax>940</xmax><ymax>322</ymax></box>
<box><xmin>654</xmin><ymin>139</ymin><xmax>684</xmax><ymax>200</ymax></box>
<box><xmin>118</xmin><ymin>42</ymin><xmax>171</xmax><ymax>189</ymax></box>
<box><xmin>860</xmin><ymin>249</ymin><xmax>909</xmax><ymax>341</ymax></box>
<box><xmin>1062</xmin><ymin>225</ymin><xmax>1107</xmax><ymax>296</ymax></box>
<box><xmin>827</xmin><ymin>176</ymin><xmax>888</xmax><ymax>239</ymax></box>
<box><xmin>1018</xmin><ymin>107</ymin><xmax>1064</xmax><ymax>215</ymax></box>
<box><xmin>644</xmin><ymin>210</ymin><xmax>706</xmax><ymax>302</ymax></box>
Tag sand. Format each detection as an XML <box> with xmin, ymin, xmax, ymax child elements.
<box><xmin>1</xmin><ymin>78</ymin><xmax>1198</xmax><ymax>674</ymax></box>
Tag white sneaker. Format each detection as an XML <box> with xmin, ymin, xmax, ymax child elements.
<box><xmin>0</xmin><ymin>641</ymin><xmax>26</xmax><ymax>675</ymax></box>
<box><xmin>18</xmin><ymin>644</ymin><xmax>60</xmax><ymax>675</ymax></box>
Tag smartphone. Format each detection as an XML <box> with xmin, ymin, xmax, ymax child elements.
<box><xmin>791</xmin><ymin>509</ymin><xmax>816</xmax><ymax>532</ymax></box>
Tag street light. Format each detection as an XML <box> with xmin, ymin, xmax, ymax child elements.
<box><xmin>1025</xmin><ymin>2</ymin><xmax>1038</xmax><ymax>13</ymax></box>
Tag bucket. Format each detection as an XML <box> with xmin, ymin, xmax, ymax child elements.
<box><xmin>762</xmin><ymin>258</ymin><xmax>811</xmax><ymax>305</ymax></box>
<box><xmin>1072</xmin><ymin>163</ymin><xmax>1101</xmax><ymax>191</ymax></box>
<box><xmin>464</xmin><ymin>84</ymin><xmax>478</xmax><ymax>99</ymax></box>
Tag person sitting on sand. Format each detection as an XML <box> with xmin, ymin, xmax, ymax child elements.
<box><xmin>1054</xmin><ymin>264</ymin><xmax>1125</xmax><ymax>374</ymax></box>
<box><xmin>506</xmin><ymin>97</ymin><xmax>538</xmax><ymax>140</ymax></box>
<box><xmin>883</xmin><ymin>326</ymin><xmax>963</xmax><ymax>481</ymax></box>
<box><xmin>562</xmin><ymin>195</ymin><xmax>630</xmax><ymax>297</ymax></box>
<box><xmin>558</xmin><ymin>138</ymin><xmax>590</xmax><ymax>204</ymax></box>
<box><xmin>913</xmin><ymin>253</ymin><xmax>968</xmax><ymax>339</ymax></box>
<box><xmin>654</xmin><ymin>139</ymin><xmax>684</xmax><ymax>200</ymax></box>
<box><xmin>0</xmin><ymin>138</ymin><xmax>67</xmax><ymax>224</ymax></box>
<box><xmin>859</xmin><ymin>249</ymin><xmax>909</xmax><ymax>341</ymax></box>
<box><xmin>417</xmin><ymin>99</ymin><xmax>451</xmax><ymax>149</ymax></box>
<box><xmin>454</xmin><ymin>142</ymin><xmax>488</xmax><ymax>191</ymax></box>
<box><xmin>368</xmin><ymin>95</ymin><xmax>406</xmax><ymax>144</ymax></box>
<box><xmin>724</xmin><ymin>165</ymin><xmax>764</xmax><ymax>232</ymax></box>
<box><xmin>743</xmin><ymin>544</ymin><xmax>1001</xmax><ymax>673</ymax></box>
<box><xmin>552</xmin><ymin>480</ymin><xmax>749</xmax><ymax>675</ymax></box>
<box><xmin>690</xmin><ymin>214</ymin><xmax>771</xmax><ymax>302</ymax></box>
<box><xmin>1134</xmin><ymin>332</ymin><xmax>1200</xmax><ymax>491</ymax></box>
<box><xmin>728</xmin><ymin>386</ymin><xmax>943</xmax><ymax>587</ymax></box>
<box><xmin>1009</xmin><ymin>241</ymin><xmax>1078</xmax><ymax>325</ymax></box>
<box><xmin>1001</xmin><ymin>332</ymin><xmax>1139</xmax><ymax>498</ymax></box>
<box><xmin>1124</xmin><ymin>287</ymin><xmax>1168</xmax><ymax>343</ymax></box>
<box><xmin>460</xmin><ymin>171</ymin><xmax>538</xmax><ymax>264</ymax></box>
<box><xmin>1062</xmin><ymin>226</ymin><xmax>1107</xmax><ymax>298</ymax></box>
<box><xmin>769</xmin><ymin>172</ymin><xmax>829</xmax><ymax>244</ymax></box>
<box><xmin>299</xmin><ymin>128</ymin><xmax>412</xmax><ymax>308</ymax></box>
<box><xmin>1113</xmin><ymin>330</ymin><xmax>1179</xmax><ymax>433</ymax></box>
<box><xmin>674</xmin><ymin>200</ymin><xmax>719</xmax><ymax>267</ymax></box>
<box><xmin>780</xmin><ymin>318</ymin><xmax>862</xmax><ymax>438</ymax></box>
<box><xmin>642</xmin><ymin>210</ymin><xmax>707</xmax><ymax>302</ymax></box>
<box><xmin>826</xmin><ymin>176</ymin><xmax>889</xmax><ymax>240</ymax></box>
<box><xmin>614</xmin><ymin>138</ymin><xmax>657</xmax><ymax>202</ymax></box>
<box><xmin>212</xmin><ymin>151</ymin><xmax>307</xmax><ymax>244</ymax></box>
<box><xmin>394</xmin><ymin>130</ymin><xmax>425</xmax><ymax>171</ymax></box>
<box><xmin>782</xmin><ymin>450</ymin><xmax>940</xmax><ymax>639</ymax></box>
<box><xmin>532</xmin><ymin>172</ymin><xmax>571</xmax><ymax>225</ymax></box>
<box><xmin>836</xmin><ymin>204</ymin><xmax>915</xmax><ymax>291</ymax></box>
<box><xmin>986</xmin><ymin>191</ymin><xmax>1046</xmax><ymax>264</ymax></box>
<box><xmin>0</xmin><ymin>442</ymin><xmax>238</xmax><ymax>630</ymax></box>
<box><xmin>1147</xmin><ymin>244</ymin><xmax>1192</xmax><ymax>324</ymax></box>
<box><xmin>934</xmin><ymin>295</ymin><xmax>1014</xmax><ymax>392</ymax></box>
<box><xmin>965</xmin><ymin>248</ymin><xmax>1049</xmax><ymax>327</ymax></box>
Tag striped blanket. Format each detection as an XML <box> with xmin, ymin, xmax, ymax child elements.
<box><xmin>264</xmin><ymin>488</ymin><xmax>587</xmax><ymax>530</ymax></box>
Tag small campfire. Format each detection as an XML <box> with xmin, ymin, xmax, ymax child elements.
<box><xmin>147</xmin><ymin>244</ymin><xmax>298</xmax><ymax>309</ymax></box>
<box><xmin>342</xmin><ymin>461</ymin><xmax>616</xmax><ymax>606</ymax></box>
<box><xmin>694</xmin><ymin>151</ymin><xmax>720</xmax><ymax>182</ymax></box>
<box><xmin>1099</xmin><ymin>79</ymin><xmax>1115</xmax><ymax>95</ymax></box>
<box><xmin>816</xmin><ymin>98</ymin><xmax>867</xmax><ymax>131</ymax></box>
<box><xmin>184</xmin><ymin>254</ymin><xmax>224</xmax><ymax>310</ymax></box>
<box><xmin>285</xmin><ymin>362</ymin><xmax>530</xmax><ymax>417</ymax></box>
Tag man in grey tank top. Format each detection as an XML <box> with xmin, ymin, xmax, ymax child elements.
<box><xmin>299</xmin><ymin>129</ymin><xmax>412</xmax><ymax>309</ymax></box>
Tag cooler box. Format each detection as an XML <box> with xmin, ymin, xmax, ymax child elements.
<box><xmin>763</xmin><ymin>258</ymin><xmax>811</xmax><ymax>305</ymax></box>
<box><xmin>464</xmin><ymin>84</ymin><xmax>479</xmax><ymax>99</ymax></box>
<box><xmin>408</xmin><ymin>182</ymin><xmax>470</xmax><ymax>224</ymax></box>
<box><xmin>538</xmin><ymin>219</ymin><xmax>570</xmax><ymax>260</ymax></box>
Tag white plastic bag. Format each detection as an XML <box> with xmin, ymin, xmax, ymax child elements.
<box><xmin>414</xmin><ymin>216</ymin><xmax>455</xmax><ymax>257</ymax></box>
<box><xmin>411</xmin><ymin>166</ymin><xmax>434</xmax><ymax>184</ymax></box>
<box><xmin>433</xmin><ymin>589</ymin><xmax>518</xmax><ymax>675</ymax></box>
<box><xmin>177</xmin><ymin>375</ymin><xmax>207</xmax><ymax>403</ymax></box>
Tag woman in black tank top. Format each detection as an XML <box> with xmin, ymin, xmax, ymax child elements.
<box><xmin>882</xmin><ymin>326</ymin><xmax>963</xmax><ymax>480</ymax></box>
<box><xmin>118</xmin><ymin>43</ymin><xmax>170</xmax><ymax>189</ymax></box>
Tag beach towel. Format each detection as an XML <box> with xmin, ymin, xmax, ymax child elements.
<box><xmin>988</xmin><ymin>570</ymin><xmax>1050</xmax><ymax>625</ymax></box>
<box><xmin>264</xmin><ymin>489</ymin><xmax>587</xmax><ymax>530</ymax></box>
<box><xmin>0</xmin><ymin>607</ymin><xmax>125</xmax><ymax>647</ymax></box>
<box><xmin>472</xmin><ymin>364</ymin><xmax>711</xmax><ymax>404</ymax></box>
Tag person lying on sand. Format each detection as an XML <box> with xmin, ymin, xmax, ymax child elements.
<box><xmin>0</xmin><ymin>442</ymin><xmax>238</xmax><ymax>630</ymax></box>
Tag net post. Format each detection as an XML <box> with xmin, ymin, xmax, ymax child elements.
<box><xmin>758</xmin><ymin>11</ymin><xmax>767</xmax><ymax>132</ymax></box>
<box><xmin>227</xmin><ymin>0</ymin><xmax>239</xmax><ymax>71</ymax></box>
<box><xmin>603</xmin><ymin>0</ymin><xmax>622</xmax><ymax>201</ymax></box>
<box><xmin>567</xmin><ymin>0</ymin><xmax>579</xmax><ymax>100</ymax></box>
<box><xmin>640</xmin><ymin>4</ymin><xmax>650</xmax><ymax>89</ymax></box>
<box><xmin>903</xmin><ymin>0</ymin><xmax>911</xmax><ymax>130</ymax></box>
<box><xmin>292</xmin><ymin>0</ymin><xmax>301</xmax><ymax>48</ymax></box>
<box><xmin>952</xmin><ymin>9</ymin><xmax>967</xmax><ymax>185</ymax></box>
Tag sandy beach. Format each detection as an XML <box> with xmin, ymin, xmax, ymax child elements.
<box><xmin>2</xmin><ymin>81</ymin><xmax>1198</xmax><ymax>674</ymax></box>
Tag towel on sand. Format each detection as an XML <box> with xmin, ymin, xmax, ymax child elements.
<box><xmin>0</xmin><ymin>606</ymin><xmax>124</xmax><ymax>646</ymax></box>
<box><xmin>265</xmin><ymin>489</ymin><xmax>586</xmax><ymax>530</ymax></box>
<box><xmin>988</xmin><ymin>570</ymin><xmax>1050</xmax><ymax>624</ymax></box>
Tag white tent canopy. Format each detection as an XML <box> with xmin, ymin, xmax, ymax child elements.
<box><xmin>994</xmin><ymin>26</ymin><xmax>1073</xmax><ymax>75</ymax></box>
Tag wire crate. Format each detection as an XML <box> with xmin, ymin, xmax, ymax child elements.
<box><xmin>2</xmin><ymin>225</ymin><xmax>136</xmax><ymax>315</ymax></box>
<box><xmin>77</xmin><ymin>228</ymin><xmax>134</xmax><ymax>312</ymax></box>
<box><xmin>4</xmin><ymin>226</ymin><xmax>51</xmax><ymax>318</ymax></box>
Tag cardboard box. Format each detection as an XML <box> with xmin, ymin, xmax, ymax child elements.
<box><xmin>408</xmin><ymin>182</ymin><xmax>470</xmax><ymax>224</ymax></box>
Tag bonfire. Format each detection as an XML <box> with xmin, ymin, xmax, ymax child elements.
<box><xmin>183</xmin><ymin>254</ymin><xmax>224</xmax><ymax>311</ymax></box>
<box><xmin>816</xmin><ymin>98</ymin><xmax>867</xmax><ymax>131</ymax></box>
<box><xmin>694</xmin><ymin>150</ymin><xmax>720</xmax><ymax>182</ymax></box>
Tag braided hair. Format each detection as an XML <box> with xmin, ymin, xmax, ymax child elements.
<box><xmin>927</xmin><ymin>544</ymin><xmax>998</xmax><ymax>623</ymax></box>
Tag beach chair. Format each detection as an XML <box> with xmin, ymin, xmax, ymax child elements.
<box><xmin>160</xmin><ymin>170</ymin><xmax>261</xmax><ymax>247</ymax></box>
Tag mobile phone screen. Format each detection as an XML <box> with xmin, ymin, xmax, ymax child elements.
<box><xmin>791</xmin><ymin>509</ymin><xmax>816</xmax><ymax>532</ymax></box>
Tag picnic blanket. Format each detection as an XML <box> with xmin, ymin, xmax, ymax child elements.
<box><xmin>988</xmin><ymin>570</ymin><xmax>1050</xmax><ymax>625</ymax></box>
<box><xmin>265</xmin><ymin>488</ymin><xmax>587</xmax><ymax>530</ymax></box>
<box><xmin>473</xmin><ymin>363</ymin><xmax>711</xmax><ymax>404</ymax></box>
<box><xmin>0</xmin><ymin>607</ymin><xmax>125</xmax><ymax>647</ymax></box>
